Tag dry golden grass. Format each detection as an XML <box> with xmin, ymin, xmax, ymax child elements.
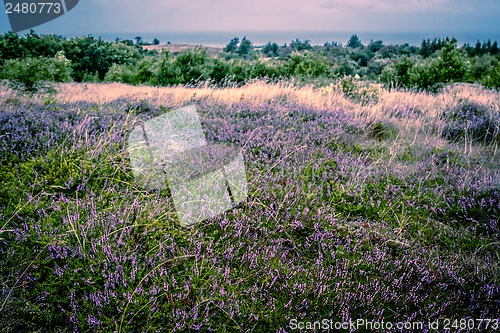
<box><xmin>2</xmin><ymin>80</ymin><xmax>498</xmax><ymax>157</ymax></box>
<box><xmin>49</xmin><ymin>80</ymin><xmax>499</xmax><ymax>145</ymax></box>
<box><xmin>51</xmin><ymin>81</ymin><xmax>499</xmax><ymax>116</ymax></box>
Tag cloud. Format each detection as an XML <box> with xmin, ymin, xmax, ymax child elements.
<box><xmin>319</xmin><ymin>0</ymin><xmax>451</xmax><ymax>12</ymax></box>
<box><xmin>5</xmin><ymin>0</ymin><xmax>497</xmax><ymax>36</ymax></box>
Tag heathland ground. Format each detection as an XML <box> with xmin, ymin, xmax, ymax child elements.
<box><xmin>0</xmin><ymin>80</ymin><xmax>499</xmax><ymax>331</ymax></box>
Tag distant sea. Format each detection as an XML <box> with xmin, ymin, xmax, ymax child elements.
<box><xmin>92</xmin><ymin>30</ymin><xmax>500</xmax><ymax>47</ymax></box>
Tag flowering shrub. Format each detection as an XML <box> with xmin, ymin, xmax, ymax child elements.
<box><xmin>442</xmin><ymin>101</ymin><xmax>500</xmax><ymax>144</ymax></box>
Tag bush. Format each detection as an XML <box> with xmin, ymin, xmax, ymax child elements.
<box><xmin>153</xmin><ymin>49</ymin><xmax>209</xmax><ymax>85</ymax></box>
<box><xmin>105</xmin><ymin>58</ymin><xmax>157</xmax><ymax>85</ymax></box>
<box><xmin>104</xmin><ymin>63</ymin><xmax>135</xmax><ymax>84</ymax></box>
<box><xmin>153</xmin><ymin>53</ymin><xmax>177</xmax><ymax>85</ymax></box>
<box><xmin>0</xmin><ymin>51</ymin><xmax>71</xmax><ymax>91</ymax></box>
<box><xmin>410</xmin><ymin>57</ymin><xmax>442</xmax><ymax>91</ymax></box>
<box><xmin>441</xmin><ymin>102</ymin><xmax>499</xmax><ymax>144</ymax></box>
<box><xmin>285</xmin><ymin>52</ymin><xmax>330</xmax><ymax>78</ymax></box>
<box><xmin>335</xmin><ymin>59</ymin><xmax>357</xmax><ymax>77</ymax></box>
<box><xmin>482</xmin><ymin>63</ymin><xmax>500</xmax><ymax>89</ymax></box>
<box><xmin>208</xmin><ymin>58</ymin><xmax>231</xmax><ymax>84</ymax></box>
<box><xmin>230</xmin><ymin>63</ymin><xmax>251</xmax><ymax>83</ymax></box>
<box><xmin>131</xmin><ymin>58</ymin><xmax>158</xmax><ymax>84</ymax></box>
<box><xmin>250</xmin><ymin>61</ymin><xmax>284</xmax><ymax>80</ymax></box>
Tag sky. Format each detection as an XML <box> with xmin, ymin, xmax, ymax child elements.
<box><xmin>1</xmin><ymin>0</ymin><xmax>499</xmax><ymax>38</ymax></box>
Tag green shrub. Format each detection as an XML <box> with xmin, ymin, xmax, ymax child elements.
<box><xmin>131</xmin><ymin>57</ymin><xmax>158</xmax><ymax>84</ymax></box>
<box><xmin>104</xmin><ymin>63</ymin><xmax>135</xmax><ymax>84</ymax></box>
<box><xmin>410</xmin><ymin>57</ymin><xmax>442</xmax><ymax>91</ymax></box>
<box><xmin>482</xmin><ymin>63</ymin><xmax>500</xmax><ymax>89</ymax></box>
<box><xmin>0</xmin><ymin>51</ymin><xmax>71</xmax><ymax>91</ymax></box>
<box><xmin>230</xmin><ymin>63</ymin><xmax>251</xmax><ymax>83</ymax></box>
<box><xmin>154</xmin><ymin>49</ymin><xmax>209</xmax><ymax>85</ymax></box>
<box><xmin>250</xmin><ymin>61</ymin><xmax>284</xmax><ymax>80</ymax></box>
<box><xmin>284</xmin><ymin>52</ymin><xmax>330</xmax><ymax>78</ymax></box>
<box><xmin>208</xmin><ymin>58</ymin><xmax>231</xmax><ymax>84</ymax></box>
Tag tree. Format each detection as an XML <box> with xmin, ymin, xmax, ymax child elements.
<box><xmin>134</xmin><ymin>36</ymin><xmax>143</xmax><ymax>45</ymax></box>
<box><xmin>475</xmin><ymin>41</ymin><xmax>483</xmax><ymax>56</ymax></box>
<box><xmin>152</xmin><ymin>38</ymin><xmax>160</xmax><ymax>45</ymax></box>
<box><xmin>237</xmin><ymin>37</ymin><xmax>252</xmax><ymax>56</ymax></box>
<box><xmin>61</xmin><ymin>35</ymin><xmax>144</xmax><ymax>82</ymax></box>
<box><xmin>393</xmin><ymin>56</ymin><xmax>416</xmax><ymax>87</ymax></box>
<box><xmin>438</xmin><ymin>38</ymin><xmax>468</xmax><ymax>83</ymax></box>
<box><xmin>367</xmin><ymin>40</ymin><xmax>384</xmax><ymax>53</ymax></box>
<box><xmin>350</xmin><ymin>51</ymin><xmax>370</xmax><ymax>67</ymax></box>
<box><xmin>347</xmin><ymin>34</ymin><xmax>363</xmax><ymax>48</ymax></box>
<box><xmin>223</xmin><ymin>37</ymin><xmax>239</xmax><ymax>53</ymax></box>
<box><xmin>290</xmin><ymin>39</ymin><xmax>312</xmax><ymax>51</ymax></box>
<box><xmin>491</xmin><ymin>41</ymin><xmax>499</xmax><ymax>55</ymax></box>
<box><xmin>262</xmin><ymin>42</ymin><xmax>279</xmax><ymax>57</ymax></box>
<box><xmin>419</xmin><ymin>39</ymin><xmax>432</xmax><ymax>58</ymax></box>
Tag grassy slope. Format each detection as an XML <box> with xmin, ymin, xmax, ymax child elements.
<box><xmin>0</xmin><ymin>81</ymin><xmax>499</xmax><ymax>332</ymax></box>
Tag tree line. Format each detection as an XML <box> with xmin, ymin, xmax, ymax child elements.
<box><xmin>0</xmin><ymin>31</ymin><xmax>499</xmax><ymax>91</ymax></box>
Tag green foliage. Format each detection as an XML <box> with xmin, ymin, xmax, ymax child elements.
<box><xmin>208</xmin><ymin>58</ymin><xmax>231</xmax><ymax>84</ymax></box>
<box><xmin>0</xmin><ymin>51</ymin><xmax>72</xmax><ymax>91</ymax></box>
<box><xmin>237</xmin><ymin>37</ymin><xmax>253</xmax><ymax>57</ymax></box>
<box><xmin>250</xmin><ymin>61</ymin><xmax>284</xmax><ymax>80</ymax></box>
<box><xmin>229</xmin><ymin>63</ymin><xmax>251</xmax><ymax>83</ymax></box>
<box><xmin>62</xmin><ymin>36</ymin><xmax>142</xmax><ymax>82</ymax></box>
<box><xmin>104</xmin><ymin>63</ymin><xmax>135</xmax><ymax>84</ymax></box>
<box><xmin>284</xmin><ymin>52</ymin><xmax>330</xmax><ymax>78</ymax></box>
<box><xmin>262</xmin><ymin>42</ymin><xmax>280</xmax><ymax>57</ymax></box>
<box><xmin>223</xmin><ymin>37</ymin><xmax>239</xmax><ymax>53</ymax></box>
<box><xmin>0</xmin><ymin>31</ymin><xmax>25</xmax><ymax>62</ymax></box>
<box><xmin>1</xmin><ymin>31</ymin><xmax>498</xmax><ymax>91</ymax></box>
<box><xmin>350</xmin><ymin>50</ymin><xmax>371</xmax><ymax>67</ymax></box>
<box><xmin>468</xmin><ymin>55</ymin><xmax>498</xmax><ymax>82</ymax></box>
<box><xmin>482</xmin><ymin>63</ymin><xmax>500</xmax><ymax>89</ymax></box>
<box><xmin>153</xmin><ymin>49</ymin><xmax>209</xmax><ymax>85</ymax></box>
<box><xmin>347</xmin><ymin>34</ymin><xmax>363</xmax><ymax>48</ymax></box>
<box><xmin>339</xmin><ymin>75</ymin><xmax>381</xmax><ymax>104</ymax></box>
<box><xmin>381</xmin><ymin>41</ymin><xmax>469</xmax><ymax>91</ymax></box>
<box><xmin>408</xmin><ymin>58</ymin><xmax>442</xmax><ymax>91</ymax></box>
<box><xmin>290</xmin><ymin>39</ymin><xmax>312</xmax><ymax>51</ymax></box>
<box><xmin>367</xmin><ymin>40</ymin><xmax>384</xmax><ymax>53</ymax></box>
<box><xmin>438</xmin><ymin>39</ymin><xmax>468</xmax><ymax>83</ymax></box>
<box><xmin>381</xmin><ymin>56</ymin><xmax>416</xmax><ymax>88</ymax></box>
<box><xmin>335</xmin><ymin>59</ymin><xmax>357</xmax><ymax>77</ymax></box>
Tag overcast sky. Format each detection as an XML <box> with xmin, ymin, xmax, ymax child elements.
<box><xmin>1</xmin><ymin>0</ymin><xmax>499</xmax><ymax>36</ymax></box>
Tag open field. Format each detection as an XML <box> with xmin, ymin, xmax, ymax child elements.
<box><xmin>0</xmin><ymin>81</ymin><xmax>499</xmax><ymax>332</ymax></box>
